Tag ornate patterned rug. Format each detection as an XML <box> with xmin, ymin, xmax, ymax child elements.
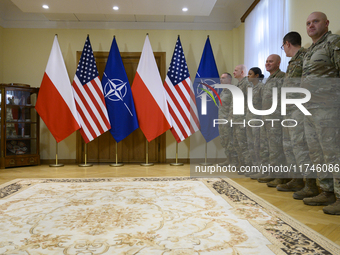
<box><xmin>0</xmin><ymin>177</ymin><xmax>339</xmax><ymax>255</ymax></box>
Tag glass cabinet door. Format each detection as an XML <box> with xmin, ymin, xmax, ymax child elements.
<box><xmin>5</xmin><ymin>89</ymin><xmax>37</xmax><ymax>156</ymax></box>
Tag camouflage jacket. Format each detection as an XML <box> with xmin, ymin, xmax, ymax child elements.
<box><xmin>229</xmin><ymin>77</ymin><xmax>252</xmax><ymax>121</ymax></box>
<box><xmin>247</xmin><ymin>81</ymin><xmax>264</xmax><ymax>119</ymax></box>
<box><xmin>285</xmin><ymin>47</ymin><xmax>307</xmax><ymax>80</ymax></box>
<box><xmin>301</xmin><ymin>31</ymin><xmax>340</xmax><ymax>108</ymax></box>
<box><xmin>283</xmin><ymin>47</ymin><xmax>307</xmax><ymax>111</ymax></box>
<box><xmin>218</xmin><ymin>85</ymin><xmax>233</xmax><ymax>119</ymax></box>
<box><xmin>262</xmin><ymin>69</ymin><xmax>285</xmax><ymax>116</ymax></box>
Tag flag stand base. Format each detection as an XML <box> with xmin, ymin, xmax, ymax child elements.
<box><xmin>141</xmin><ymin>163</ymin><xmax>154</xmax><ymax>166</ymax></box>
<box><xmin>199</xmin><ymin>162</ymin><xmax>213</xmax><ymax>166</ymax></box>
<box><xmin>79</xmin><ymin>163</ymin><xmax>93</xmax><ymax>167</ymax></box>
<box><xmin>170</xmin><ymin>162</ymin><xmax>184</xmax><ymax>166</ymax></box>
<box><xmin>110</xmin><ymin>163</ymin><xmax>124</xmax><ymax>167</ymax></box>
<box><xmin>78</xmin><ymin>163</ymin><xmax>93</xmax><ymax>167</ymax></box>
<box><xmin>49</xmin><ymin>163</ymin><xmax>64</xmax><ymax>167</ymax></box>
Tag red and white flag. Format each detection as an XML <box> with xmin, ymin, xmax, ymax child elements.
<box><xmin>163</xmin><ymin>36</ymin><xmax>200</xmax><ymax>142</ymax></box>
<box><xmin>131</xmin><ymin>35</ymin><xmax>172</xmax><ymax>142</ymax></box>
<box><xmin>35</xmin><ymin>35</ymin><xmax>80</xmax><ymax>143</ymax></box>
<box><xmin>72</xmin><ymin>35</ymin><xmax>111</xmax><ymax>143</ymax></box>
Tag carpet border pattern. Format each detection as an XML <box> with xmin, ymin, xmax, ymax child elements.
<box><xmin>0</xmin><ymin>177</ymin><xmax>339</xmax><ymax>255</ymax></box>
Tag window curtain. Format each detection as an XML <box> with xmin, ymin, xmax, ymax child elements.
<box><xmin>244</xmin><ymin>0</ymin><xmax>289</xmax><ymax>77</ymax></box>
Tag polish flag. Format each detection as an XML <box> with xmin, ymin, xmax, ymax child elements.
<box><xmin>131</xmin><ymin>35</ymin><xmax>172</xmax><ymax>142</ymax></box>
<box><xmin>35</xmin><ymin>35</ymin><xmax>80</xmax><ymax>143</ymax></box>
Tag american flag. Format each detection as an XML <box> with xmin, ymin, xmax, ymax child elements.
<box><xmin>72</xmin><ymin>35</ymin><xmax>111</xmax><ymax>143</ymax></box>
<box><xmin>163</xmin><ymin>36</ymin><xmax>200</xmax><ymax>143</ymax></box>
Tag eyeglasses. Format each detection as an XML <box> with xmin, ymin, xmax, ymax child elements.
<box><xmin>281</xmin><ymin>42</ymin><xmax>286</xmax><ymax>50</ymax></box>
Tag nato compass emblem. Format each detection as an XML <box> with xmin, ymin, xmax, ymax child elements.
<box><xmin>196</xmin><ymin>78</ymin><xmax>222</xmax><ymax>107</ymax></box>
<box><xmin>103</xmin><ymin>73</ymin><xmax>133</xmax><ymax>116</ymax></box>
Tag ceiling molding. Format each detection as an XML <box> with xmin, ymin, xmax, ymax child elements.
<box><xmin>0</xmin><ymin>20</ymin><xmax>235</xmax><ymax>30</ymax></box>
<box><xmin>240</xmin><ymin>0</ymin><xmax>260</xmax><ymax>23</ymax></box>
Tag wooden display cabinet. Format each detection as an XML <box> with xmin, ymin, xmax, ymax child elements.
<box><xmin>0</xmin><ymin>83</ymin><xmax>40</xmax><ymax>168</ymax></box>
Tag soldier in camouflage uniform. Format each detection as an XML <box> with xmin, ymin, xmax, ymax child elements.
<box><xmin>258</xmin><ymin>54</ymin><xmax>288</xmax><ymax>186</ymax></box>
<box><xmin>301</xmin><ymin>12</ymin><xmax>340</xmax><ymax>215</ymax></box>
<box><xmin>229</xmin><ymin>65</ymin><xmax>253</xmax><ymax>172</ymax></box>
<box><xmin>218</xmin><ymin>72</ymin><xmax>239</xmax><ymax>166</ymax></box>
<box><xmin>276</xmin><ymin>32</ymin><xmax>319</xmax><ymax>199</ymax></box>
<box><xmin>246</xmin><ymin>67</ymin><xmax>265</xmax><ymax>174</ymax></box>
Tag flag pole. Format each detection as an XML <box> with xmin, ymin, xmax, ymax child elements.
<box><xmin>49</xmin><ymin>141</ymin><xmax>64</xmax><ymax>167</ymax></box>
<box><xmin>200</xmin><ymin>141</ymin><xmax>212</xmax><ymax>166</ymax></box>
<box><xmin>110</xmin><ymin>141</ymin><xmax>124</xmax><ymax>167</ymax></box>
<box><xmin>141</xmin><ymin>138</ymin><xmax>154</xmax><ymax>166</ymax></box>
<box><xmin>79</xmin><ymin>142</ymin><xmax>93</xmax><ymax>167</ymax></box>
<box><xmin>170</xmin><ymin>142</ymin><xmax>183</xmax><ymax>166</ymax></box>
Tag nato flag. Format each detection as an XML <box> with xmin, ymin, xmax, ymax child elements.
<box><xmin>101</xmin><ymin>37</ymin><xmax>139</xmax><ymax>142</ymax></box>
<box><xmin>193</xmin><ymin>37</ymin><xmax>220</xmax><ymax>143</ymax></box>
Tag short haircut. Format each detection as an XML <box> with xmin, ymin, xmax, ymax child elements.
<box><xmin>222</xmin><ymin>72</ymin><xmax>232</xmax><ymax>79</ymax></box>
<box><xmin>283</xmin><ymin>31</ymin><xmax>302</xmax><ymax>47</ymax></box>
